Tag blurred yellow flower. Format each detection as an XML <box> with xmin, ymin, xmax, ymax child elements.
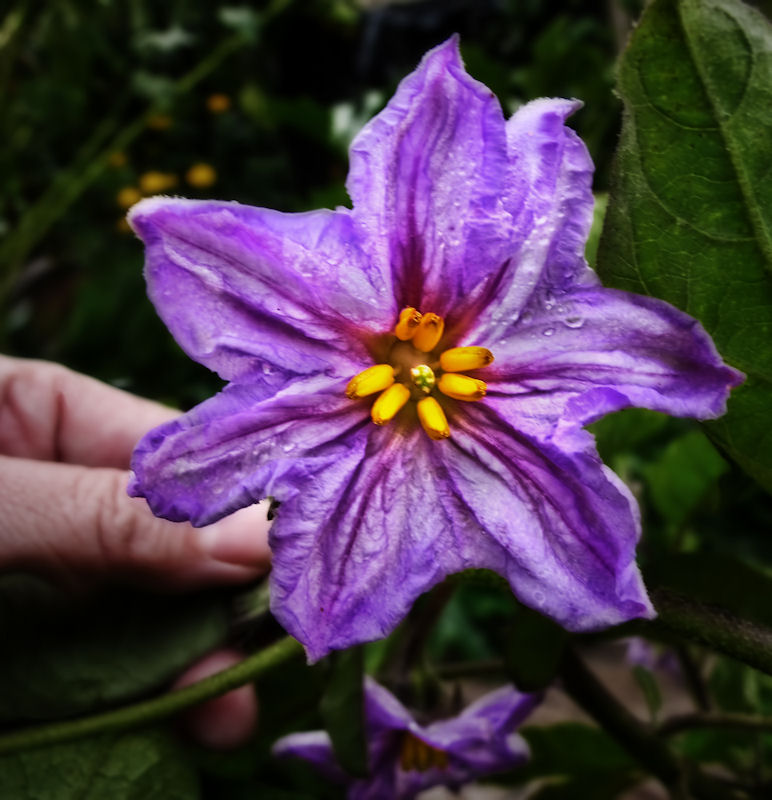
<box><xmin>116</xmin><ymin>186</ymin><xmax>142</xmax><ymax>209</ymax></box>
<box><xmin>185</xmin><ymin>163</ymin><xmax>217</xmax><ymax>188</ymax></box>
<box><xmin>146</xmin><ymin>113</ymin><xmax>173</xmax><ymax>130</ymax></box>
<box><xmin>206</xmin><ymin>93</ymin><xmax>231</xmax><ymax>113</ymax></box>
<box><xmin>107</xmin><ymin>151</ymin><xmax>127</xmax><ymax>168</ymax></box>
<box><xmin>139</xmin><ymin>171</ymin><xmax>178</xmax><ymax>194</ymax></box>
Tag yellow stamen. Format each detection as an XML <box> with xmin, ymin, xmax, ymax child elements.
<box><xmin>371</xmin><ymin>383</ymin><xmax>410</xmax><ymax>425</ymax></box>
<box><xmin>346</xmin><ymin>364</ymin><xmax>394</xmax><ymax>398</ymax></box>
<box><xmin>438</xmin><ymin>373</ymin><xmax>487</xmax><ymax>401</ymax></box>
<box><xmin>395</xmin><ymin>307</ymin><xmax>422</xmax><ymax>340</ymax></box>
<box><xmin>417</xmin><ymin>396</ymin><xmax>450</xmax><ymax>440</ymax></box>
<box><xmin>413</xmin><ymin>313</ymin><xmax>444</xmax><ymax>352</ymax></box>
<box><xmin>399</xmin><ymin>733</ymin><xmax>449</xmax><ymax>772</ymax></box>
<box><xmin>410</xmin><ymin>364</ymin><xmax>436</xmax><ymax>393</ymax></box>
<box><xmin>440</xmin><ymin>346</ymin><xmax>494</xmax><ymax>372</ymax></box>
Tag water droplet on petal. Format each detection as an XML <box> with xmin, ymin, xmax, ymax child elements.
<box><xmin>564</xmin><ymin>316</ymin><xmax>584</xmax><ymax>329</ymax></box>
<box><xmin>542</xmin><ymin>327</ymin><xmax>555</xmax><ymax>336</ymax></box>
<box><xmin>262</xmin><ymin>363</ymin><xmax>274</xmax><ymax>374</ymax></box>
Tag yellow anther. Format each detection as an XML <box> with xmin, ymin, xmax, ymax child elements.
<box><xmin>417</xmin><ymin>396</ymin><xmax>450</xmax><ymax>440</ymax></box>
<box><xmin>399</xmin><ymin>733</ymin><xmax>449</xmax><ymax>772</ymax></box>
<box><xmin>371</xmin><ymin>383</ymin><xmax>410</xmax><ymax>425</ymax></box>
<box><xmin>412</xmin><ymin>313</ymin><xmax>444</xmax><ymax>352</ymax></box>
<box><xmin>410</xmin><ymin>364</ymin><xmax>436</xmax><ymax>393</ymax></box>
<box><xmin>438</xmin><ymin>373</ymin><xmax>487</xmax><ymax>401</ymax></box>
<box><xmin>346</xmin><ymin>364</ymin><xmax>395</xmax><ymax>399</ymax></box>
<box><xmin>395</xmin><ymin>307</ymin><xmax>422</xmax><ymax>340</ymax></box>
<box><xmin>440</xmin><ymin>346</ymin><xmax>494</xmax><ymax>372</ymax></box>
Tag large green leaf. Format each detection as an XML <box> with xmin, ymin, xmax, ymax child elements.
<box><xmin>0</xmin><ymin>575</ymin><xmax>228</xmax><ymax>722</ymax></box>
<box><xmin>0</xmin><ymin>729</ymin><xmax>198</xmax><ymax>800</ymax></box>
<box><xmin>597</xmin><ymin>0</ymin><xmax>772</xmax><ymax>491</ymax></box>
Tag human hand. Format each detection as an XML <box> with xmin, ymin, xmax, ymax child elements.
<box><xmin>0</xmin><ymin>354</ymin><xmax>270</xmax><ymax>746</ymax></box>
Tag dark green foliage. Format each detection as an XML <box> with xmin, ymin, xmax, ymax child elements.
<box><xmin>0</xmin><ymin>574</ymin><xmax>229</xmax><ymax>721</ymax></box>
<box><xmin>597</xmin><ymin>0</ymin><xmax>772</xmax><ymax>492</ymax></box>
<box><xmin>0</xmin><ymin>729</ymin><xmax>199</xmax><ymax>800</ymax></box>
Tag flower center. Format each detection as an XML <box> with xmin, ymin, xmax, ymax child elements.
<box><xmin>345</xmin><ymin>307</ymin><xmax>494</xmax><ymax>440</ymax></box>
<box><xmin>399</xmin><ymin>732</ymin><xmax>449</xmax><ymax>772</ymax></box>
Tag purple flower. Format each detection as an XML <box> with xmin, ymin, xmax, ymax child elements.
<box><xmin>273</xmin><ymin>678</ymin><xmax>540</xmax><ymax>799</ymax></box>
<box><xmin>128</xmin><ymin>37</ymin><xmax>742</xmax><ymax>661</ymax></box>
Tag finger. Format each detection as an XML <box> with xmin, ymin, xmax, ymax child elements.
<box><xmin>0</xmin><ymin>456</ymin><xmax>272</xmax><ymax>589</ymax></box>
<box><xmin>173</xmin><ymin>649</ymin><xmax>258</xmax><ymax>750</ymax></box>
<box><xmin>0</xmin><ymin>354</ymin><xmax>179</xmax><ymax>467</ymax></box>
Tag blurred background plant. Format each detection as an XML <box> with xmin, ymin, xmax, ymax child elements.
<box><xmin>3</xmin><ymin>1</ymin><xmax>772</xmax><ymax>798</ymax></box>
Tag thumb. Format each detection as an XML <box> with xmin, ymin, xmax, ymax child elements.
<box><xmin>0</xmin><ymin>455</ymin><xmax>271</xmax><ymax>589</ymax></box>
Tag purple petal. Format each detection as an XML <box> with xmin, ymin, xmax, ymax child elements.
<box><xmin>420</xmin><ymin>686</ymin><xmax>538</xmax><ymax>773</ymax></box>
<box><xmin>346</xmin><ymin>37</ymin><xmax>512</xmax><ymax>314</ymax></box>
<box><xmin>461</xmin><ymin>98</ymin><xmax>598</xmax><ymax>345</ymax></box>
<box><xmin>272</xmin><ymin>731</ymin><xmax>347</xmax><ymax>783</ymax></box>
<box><xmin>363</xmin><ymin>677</ymin><xmax>414</xmax><ymax>732</ymax></box>
<box><xmin>129</xmin><ymin>376</ymin><xmax>368</xmax><ymax>526</ymax></box>
<box><xmin>437</xmin><ymin>403</ymin><xmax>654</xmax><ymax>631</ymax></box>
<box><xmin>269</xmin><ymin>423</ymin><xmax>479</xmax><ymax>662</ymax></box>
<box><xmin>482</xmin><ymin>287</ymin><xmax>744</xmax><ymax>441</ymax></box>
<box><xmin>129</xmin><ymin>198</ymin><xmax>393</xmax><ymax>384</ymax></box>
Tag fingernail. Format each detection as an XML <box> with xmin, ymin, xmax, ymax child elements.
<box><xmin>199</xmin><ymin>500</ymin><xmax>273</xmax><ymax>570</ymax></box>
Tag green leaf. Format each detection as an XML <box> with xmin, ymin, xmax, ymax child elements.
<box><xmin>597</xmin><ymin>0</ymin><xmax>772</xmax><ymax>492</ymax></box>
<box><xmin>642</xmin><ymin>429</ymin><xmax>728</xmax><ymax>526</ymax></box>
<box><xmin>320</xmin><ymin>647</ymin><xmax>367</xmax><ymax>778</ymax></box>
<box><xmin>0</xmin><ymin>728</ymin><xmax>198</xmax><ymax>800</ymax></box>
<box><xmin>504</xmin><ymin>607</ymin><xmax>567</xmax><ymax>691</ymax></box>
<box><xmin>0</xmin><ymin>575</ymin><xmax>228</xmax><ymax>722</ymax></box>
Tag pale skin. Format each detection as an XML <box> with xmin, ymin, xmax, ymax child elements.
<box><xmin>0</xmin><ymin>354</ymin><xmax>273</xmax><ymax>748</ymax></box>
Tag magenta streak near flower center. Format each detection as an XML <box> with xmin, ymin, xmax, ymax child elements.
<box><xmin>345</xmin><ymin>306</ymin><xmax>495</xmax><ymax>440</ymax></box>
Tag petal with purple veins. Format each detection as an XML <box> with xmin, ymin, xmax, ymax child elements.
<box><xmin>441</xmin><ymin>403</ymin><xmax>654</xmax><ymax>632</ymax></box>
<box><xmin>482</xmin><ymin>287</ymin><xmax>744</xmax><ymax>441</ymax></box>
<box><xmin>346</xmin><ymin>37</ymin><xmax>512</xmax><ymax>314</ymax></box>
<box><xmin>129</xmin><ymin>376</ymin><xmax>369</xmax><ymax>526</ymax></box>
<box><xmin>462</xmin><ymin>98</ymin><xmax>599</xmax><ymax>345</ymax></box>
<box><xmin>129</xmin><ymin>198</ymin><xmax>393</xmax><ymax>384</ymax></box>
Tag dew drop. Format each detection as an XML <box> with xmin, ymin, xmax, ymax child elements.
<box><xmin>563</xmin><ymin>316</ymin><xmax>584</xmax><ymax>329</ymax></box>
<box><xmin>542</xmin><ymin>327</ymin><xmax>555</xmax><ymax>337</ymax></box>
<box><xmin>262</xmin><ymin>363</ymin><xmax>274</xmax><ymax>375</ymax></box>
<box><xmin>520</xmin><ymin>310</ymin><xmax>533</xmax><ymax>324</ymax></box>
<box><xmin>533</xmin><ymin>590</ymin><xmax>546</xmax><ymax>607</ymax></box>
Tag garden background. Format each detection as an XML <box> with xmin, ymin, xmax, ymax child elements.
<box><xmin>2</xmin><ymin>1</ymin><xmax>772</xmax><ymax>798</ymax></box>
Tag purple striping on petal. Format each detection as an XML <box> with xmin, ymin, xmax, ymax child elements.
<box><xmin>128</xmin><ymin>36</ymin><xmax>743</xmax><ymax>661</ymax></box>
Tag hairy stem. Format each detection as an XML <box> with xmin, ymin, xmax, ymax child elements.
<box><xmin>0</xmin><ymin>636</ymin><xmax>302</xmax><ymax>756</ymax></box>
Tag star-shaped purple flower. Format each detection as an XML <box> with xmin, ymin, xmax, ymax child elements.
<box><xmin>273</xmin><ymin>678</ymin><xmax>540</xmax><ymax>800</ymax></box>
<box><xmin>128</xmin><ymin>37</ymin><xmax>742</xmax><ymax>661</ymax></box>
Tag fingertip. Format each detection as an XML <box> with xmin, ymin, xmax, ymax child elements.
<box><xmin>174</xmin><ymin>650</ymin><xmax>258</xmax><ymax>750</ymax></box>
<box><xmin>197</xmin><ymin>500</ymin><xmax>273</xmax><ymax>571</ymax></box>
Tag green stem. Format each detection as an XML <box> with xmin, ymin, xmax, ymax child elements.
<box><xmin>660</xmin><ymin>711</ymin><xmax>772</xmax><ymax>737</ymax></box>
<box><xmin>650</xmin><ymin>588</ymin><xmax>772</xmax><ymax>678</ymax></box>
<box><xmin>0</xmin><ymin>636</ymin><xmax>302</xmax><ymax>756</ymax></box>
